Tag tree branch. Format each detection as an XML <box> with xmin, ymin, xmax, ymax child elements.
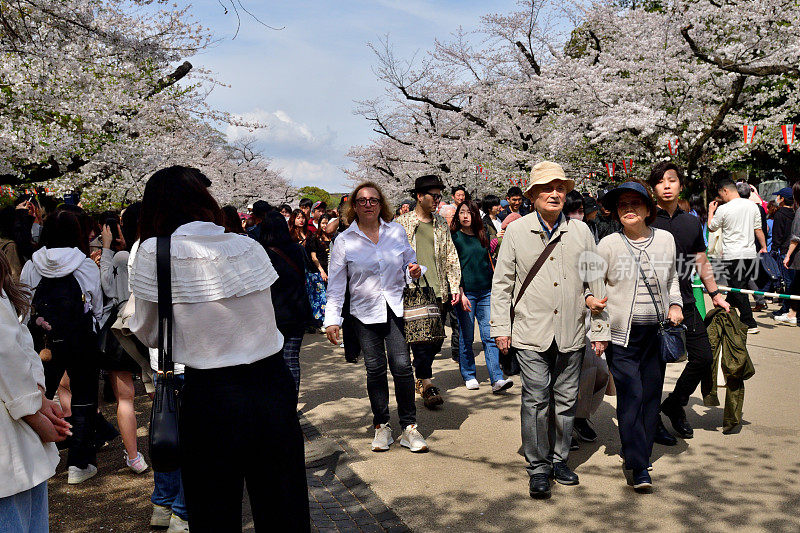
<box><xmin>515</xmin><ymin>41</ymin><xmax>541</xmax><ymax>75</ymax></box>
<box><xmin>686</xmin><ymin>74</ymin><xmax>747</xmax><ymax>177</ymax></box>
<box><xmin>0</xmin><ymin>62</ymin><xmax>194</xmax><ymax>185</ymax></box>
<box><xmin>681</xmin><ymin>24</ymin><xmax>800</xmax><ymax>77</ymax></box>
<box><xmin>396</xmin><ymin>85</ymin><xmax>491</xmax><ymax>131</ymax></box>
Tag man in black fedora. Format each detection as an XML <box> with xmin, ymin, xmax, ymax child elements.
<box><xmin>396</xmin><ymin>175</ymin><xmax>462</xmax><ymax>409</ymax></box>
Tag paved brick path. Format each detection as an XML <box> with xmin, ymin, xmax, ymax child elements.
<box><xmin>49</xmin><ymin>389</ymin><xmax>409</xmax><ymax>532</ymax></box>
<box><xmin>300</xmin><ymin>414</ymin><xmax>408</xmax><ymax>533</ymax></box>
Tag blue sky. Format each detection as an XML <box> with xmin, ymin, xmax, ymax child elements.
<box><xmin>187</xmin><ymin>0</ymin><xmax>519</xmax><ymax>192</ymax></box>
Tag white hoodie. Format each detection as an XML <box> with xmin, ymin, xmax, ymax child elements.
<box><xmin>19</xmin><ymin>247</ymin><xmax>103</xmax><ymax>324</ymax></box>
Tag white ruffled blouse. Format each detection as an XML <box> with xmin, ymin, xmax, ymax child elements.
<box><xmin>128</xmin><ymin>221</ymin><xmax>284</xmax><ymax>370</ymax></box>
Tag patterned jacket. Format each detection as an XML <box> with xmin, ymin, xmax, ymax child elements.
<box><xmin>395</xmin><ymin>210</ymin><xmax>461</xmax><ymax>300</ymax></box>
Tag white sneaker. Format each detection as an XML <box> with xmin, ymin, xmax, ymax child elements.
<box><xmin>371</xmin><ymin>423</ymin><xmax>393</xmax><ymax>452</ymax></box>
<box><xmin>67</xmin><ymin>464</ymin><xmax>98</xmax><ymax>484</ymax></box>
<box><xmin>125</xmin><ymin>451</ymin><xmax>149</xmax><ymax>474</ymax></box>
<box><xmin>400</xmin><ymin>424</ymin><xmax>429</xmax><ymax>453</ymax></box>
<box><xmin>167</xmin><ymin>513</ymin><xmax>190</xmax><ymax>533</ymax></box>
<box><xmin>465</xmin><ymin>378</ymin><xmax>480</xmax><ymax>390</ymax></box>
<box><xmin>151</xmin><ymin>504</ymin><xmax>172</xmax><ymax>528</ymax></box>
<box><xmin>774</xmin><ymin>314</ymin><xmax>798</xmax><ymax>326</ymax></box>
<box><xmin>492</xmin><ymin>379</ymin><xmax>514</xmax><ymax>394</ymax></box>
<box><xmin>747</xmin><ymin>327</ymin><xmax>760</xmax><ymax>334</ymax></box>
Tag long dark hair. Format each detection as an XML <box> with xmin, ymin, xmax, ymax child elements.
<box><xmin>221</xmin><ymin>205</ymin><xmax>243</xmax><ymax>234</ymax></box>
<box><xmin>793</xmin><ymin>181</ymin><xmax>800</xmax><ymax>209</ymax></box>
<box><xmin>259</xmin><ymin>211</ymin><xmax>294</xmax><ymax>248</ymax></box>
<box><xmin>40</xmin><ymin>210</ymin><xmax>88</xmax><ymax>256</ymax></box>
<box><xmin>450</xmin><ymin>200</ymin><xmax>488</xmax><ymax>248</ymax></box>
<box><xmin>138</xmin><ymin>166</ymin><xmax>223</xmax><ymax>241</ymax></box>
<box><xmin>121</xmin><ymin>202</ymin><xmax>141</xmax><ymax>252</ymax></box>
<box><xmin>288</xmin><ymin>209</ymin><xmax>307</xmax><ymax>243</ymax></box>
<box><xmin>0</xmin><ymin>252</ymin><xmax>30</xmax><ymax>316</ymax></box>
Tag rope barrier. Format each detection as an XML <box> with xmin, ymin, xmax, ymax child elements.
<box><xmin>703</xmin><ymin>285</ymin><xmax>800</xmax><ymax>302</ymax></box>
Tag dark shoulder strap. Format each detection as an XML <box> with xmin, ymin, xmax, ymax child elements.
<box><xmin>269</xmin><ymin>246</ymin><xmax>302</xmax><ymax>276</ymax></box>
<box><xmin>514</xmin><ymin>232</ymin><xmax>563</xmax><ymax>309</ymax></box>
<box><xmin>620</xmin><ymin>233</ymin><xmax>664</xmax><ymax>323</ymax></box>
<box><xmin>156</xmin><ymin>236</ymin><xmax>173</xmax><ymax>374</ymax></box>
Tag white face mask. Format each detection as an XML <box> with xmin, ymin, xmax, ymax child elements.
<box><xmin>569</xmin><ymin>212</ymin><xmax>584</xmax><ymax>221</ymax></box>
<box><xmin>284</xmin><ymin>215</ymin><xmax>290</xmax><ymax>222</ymax></box>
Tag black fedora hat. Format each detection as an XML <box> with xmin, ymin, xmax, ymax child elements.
<box><xmin>411</xmin><ymin>174</ymin><xmax>445</xmax><ymax>195</ymax></box>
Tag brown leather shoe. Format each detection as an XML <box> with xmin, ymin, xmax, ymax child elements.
<box><xmin>422</xmin><ymin>385</ymin><xmax>444</xmax><ymax>409</ymax></box>
<box><xmin>752</xmin><ymin>303</ymin><xmax>768</xmax><ymax>312</ymax></box>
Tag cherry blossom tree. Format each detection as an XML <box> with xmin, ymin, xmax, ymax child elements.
<box><xmin>0</xmin><ymin>0</ymin><xmax>288</xmax><ymax>206</ymax></box>
<box><xmin>349</xmin><ymin>0</ymin><xmax>800</xmax><ymax>200</ymax></box>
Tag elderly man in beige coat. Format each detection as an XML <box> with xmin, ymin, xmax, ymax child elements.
<box><xmin>491</xmin><ymin>161</ymin><xmax>610</xmax><ymax>499</ymax></box>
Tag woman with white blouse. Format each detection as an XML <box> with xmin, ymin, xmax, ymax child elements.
<box><xmin>0</xmin><ymin>251</ymin><xmax>69</xmax><ymax>533</ymax></box>
<box><xmin>324</xmin><ymin>182</ymin><xmax>429</xmax><ymax>453</ymax></box>
<box><xmin>129</xmin><ymin>166</ymin><xmax>309</xmax><ymax>532</ymax></box>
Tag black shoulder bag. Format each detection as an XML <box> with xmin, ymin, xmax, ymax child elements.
<box><xmin>148</xmin><ymin>236</ymin><xmax>181</xmax><ymax>472</ymax></box>
<box><xmin>621</xmin><ymin>235</ymin><xmax>687</xmax><ymax>363</ymax></box>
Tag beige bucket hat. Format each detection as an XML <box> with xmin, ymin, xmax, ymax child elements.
<box><xmin>523</xmin><ymin>161</ymin><xmax>575</xmax><ymax>199</ymax></box>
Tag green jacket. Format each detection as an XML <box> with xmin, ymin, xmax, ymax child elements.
<box><xmin>701</xmin><ymin>308</ymin><xmax>755</xmax><ymax>434</ymax></box>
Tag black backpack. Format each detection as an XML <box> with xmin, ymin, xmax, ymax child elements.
<box><xmin>30</xmin><ymin>274</ymin><xmax>94</xmax><ymax>351</ymax></box>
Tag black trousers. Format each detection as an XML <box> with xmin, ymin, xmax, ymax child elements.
<box><xmin>663</xmin><ymin>303</ymin><xmax>713</xmax><ymax>409</ymax></box>
<box><xmin>607</xmin><ymin>324</ymin><xmax>665</xmax><ymax>472</ymax></box>
<box><xmin>352</xmin><ymin>307</ymin><xmax>417</xmax><ymax>429</ymax></box>
<box><xmin>180</xmin><ymin>354</ymin><xmax>310</xmax><ymax>532</ymax></box>
<box><xmin>410</xmin><ymin>300</ymin><xmax>445</xmax><ymax>380</ymax></box>
<box><xmin>724</xmin><ymin>259</ymin><xmax>757</xmax><ymax>328</ymax></box>
<box><xmin>43</xmin><ymin>344</ymin><xmax>98</xmax><ymax>468</ymax></box>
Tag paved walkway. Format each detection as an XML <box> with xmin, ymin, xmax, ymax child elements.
<box><xmin>47</xmin><ymin>301</ymin><xmax>800</xmax><ymax>532</ymax></box>
<box><xmin>298</xmin><ymin>304</ymin><xmax>800</xmax><ymax>533</ymax></box>
<box><xmin>49</xmin><ymin>393</ymin><xmax>407</xmax><ymax>532</ymax></box>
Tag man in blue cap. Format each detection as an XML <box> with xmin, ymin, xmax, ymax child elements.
<box><xmin>771</xmin><ymin>186</ymin><xmax>797</xmax><ymax>319</ymax></box>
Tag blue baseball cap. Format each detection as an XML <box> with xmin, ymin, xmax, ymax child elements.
<box><xmin>773</xmin><ymin>187</ymin><xmax>793</xmax><ymax>200</ymax></box>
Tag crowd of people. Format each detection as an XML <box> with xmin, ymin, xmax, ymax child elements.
<box><xmin>1</xmin><ymin>160</ymin><xmax>799</xmax><ymax>531</ymax></box>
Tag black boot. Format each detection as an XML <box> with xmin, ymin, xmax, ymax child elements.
<box><xmin>654</xmin><ymin>418</ymin><xmax>677</xmax><ymax>446</ymax></box>
<box><xmin>661</xmin><ymin>401</ymin><xmax>694</xmax><ymax>439</ymax></box>
<box><xmin>94</xmin><ymin>411</ymin><xmax>119</xmax><ymax>449</ymax></box>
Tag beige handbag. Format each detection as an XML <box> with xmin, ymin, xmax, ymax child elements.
<box><xmin>111</xmin><ymin>295</ymin><xmax>155</xmax><ymax>393</ymax></box>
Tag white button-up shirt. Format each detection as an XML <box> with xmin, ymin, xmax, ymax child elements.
<box><xmin>324</xmin><ymin>218</ymin><xmax>422</xmax><ymax>326</ymax></box>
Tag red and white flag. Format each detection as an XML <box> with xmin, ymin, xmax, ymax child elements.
<box><xmin>782</xmin><ymin>124</ymin><xmax>796</xmax><ymax>151</ymax></box>
<box><xmin>622</xmin><ymin>159</ymin><xmax>633</xmax><ymax>175</ymax></box>
<box><xmin>743</xmin><ymin>124</ymin><xmax>757</xmax><ymax>144</ymax></box>
<box><xmin>606</xmin><ymin>162</ymin><xmax>616</xmax><ymax>179</ymax></box>
<box><xmin>667</xmin><ymin>138</ymin><xmax>679</xmax><ymax>156</ymax></box>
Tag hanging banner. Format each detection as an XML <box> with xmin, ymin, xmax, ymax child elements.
<box><xmin>782</xmin><ymin>124</ymin><xmax>796</xmax><ymax>152</ymax></box>
<box><xmin>667</xmin><ymin>138</ymin><xmax>679</xmax><ymax>156</ymax></box>
<box><xmin>606</xmin><ymin>162</ymin><xmax>616</xmax><ymax>179</ymax></box>
<box><xmin>743</xmin><ymin>124</ymin><xmax>757</xmax><ymax>144</ymax></box>
<box><xmin>622</xmin><ymin>159</ymin><xmax>633</xmax><ymax>175</ymax></box>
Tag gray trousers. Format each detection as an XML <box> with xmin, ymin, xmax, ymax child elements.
<box><xmin>518</xmin><ymin>341</ymin><xmax>583</xmax><ymax>476</ymax></box>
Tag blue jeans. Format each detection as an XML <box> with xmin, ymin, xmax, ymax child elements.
<box><xmin>774</xmin><ymin>252</ymin><xmax>796</xmax><ymax>313</ymax></box>
<box><xmin>0</xmin><ymin>482</ymin><xmax>48</xmax><ymax>533</ymax></box>
<box><xmin>151</xmin><ymin>375</ymin><xmax>187</xmax><ymax>521</ymax></box>
<box><xmin>456</xmin><ymin>290</ymin><xmax>504</xmax><ymax>384</ymax></box>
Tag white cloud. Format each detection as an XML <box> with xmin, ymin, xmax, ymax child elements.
<box><xmin>271</xmin><ymin>158</ymin><xmax>352</xmax><ymax>192</ymax></box>
<box><xmin>226</xmin><ymin>108</ymin><xmax>336</xmax><ymax>153</ymax></box>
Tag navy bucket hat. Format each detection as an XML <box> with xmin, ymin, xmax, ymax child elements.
<box><xmin>600</xmin><ymin>181</ymin><xmax>657</xmax><ymax>225</ymax></box>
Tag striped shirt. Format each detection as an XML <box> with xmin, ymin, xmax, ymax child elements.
<box><xmin>626</xmin><ymin>233</ymin><xmax>663</xmax><ymax>325</ymax></box>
